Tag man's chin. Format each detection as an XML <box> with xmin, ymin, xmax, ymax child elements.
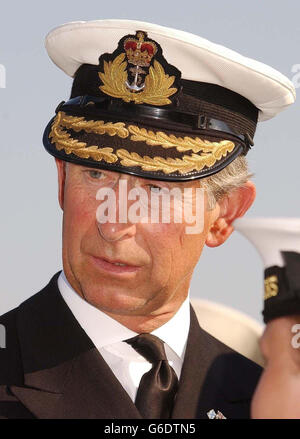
<box><xmin>81</xmin><ymin>285</ymin><xmax>150</xmax><ymax>316</ymax></box>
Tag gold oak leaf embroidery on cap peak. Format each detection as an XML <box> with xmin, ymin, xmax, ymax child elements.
<box><xmin>128</xmin><ymin>125</ymin><xmax>235</xmax><ymax>154</ymax></box>
<box><xmin>49</xmin><ymin>112</ymin><xmax>236</xmax><ymax>172</ymax></box>
<box><xmin>56</xmin><ymin>112</ymin><xmax>129</xmax><ymax>138</ymax></box>
<box><xmin>116</xmin><ymin>146</ymin><xmax>235</xmax><ymax>175</ymax></box>
<box><xmin>49</xmin><ymin>112</ymin><xmax>118</xmax><ymax>163</ymax></box>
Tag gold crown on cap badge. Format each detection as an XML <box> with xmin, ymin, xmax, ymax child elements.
<box><xmin>124</xmin><ymin>31</ymin><xmax>157</xmax><ymax>68</ymax></box>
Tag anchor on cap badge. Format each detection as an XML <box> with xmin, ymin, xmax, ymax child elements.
<box><xmin>207</xmin><ymin>409</ymin><xmax>227</xmax><ymax>419</ymax></box>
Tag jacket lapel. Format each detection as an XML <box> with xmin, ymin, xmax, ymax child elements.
<box><xmin>9</xmin><ymin>274</ymin><xmax>260</xmax><ymax>419</ymax></box>
<box><xmin>10</xmin><ymin>273</ymin><xmax>141</xmax><ymax>419</ymax></box>
<box><xmin>172</xmin><ymin>306</ymin><xmax>261</xmax><ymax>419</ymax></box>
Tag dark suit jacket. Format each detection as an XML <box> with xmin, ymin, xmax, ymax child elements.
<box><xmin>0</xmin><ymin>272</ymin><xmax>261</xmax><ymax>419</ymax></box>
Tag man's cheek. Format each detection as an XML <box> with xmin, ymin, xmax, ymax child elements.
<box><xmin>66</xmin><ymin>192</ymin><xmax>96</xmax><ymax>222</ymax></box>
<box><xmin>63</xmin><ymin>199</ymin><xmax>95</xmax><ymax>252</ymax></box>
<box><xmin>151</xmin><ymin>222</ymin><xmax>188</xmax><ymax>240</ymax></box>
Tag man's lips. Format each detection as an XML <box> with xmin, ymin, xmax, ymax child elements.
<box><xmin>91</xmin><ymin>256</ymin><xmax>142</xmax><ymax>274</ymax></box>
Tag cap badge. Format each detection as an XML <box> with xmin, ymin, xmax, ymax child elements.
<box><xmin>264</xmin><ymin>275</ymin><xmax>279</xmax><ymax>300</ymax></box>
<box><xmin>98</xmin><ymin>31</ymin><xmax>179</xmax><ymax>106</ymax></box>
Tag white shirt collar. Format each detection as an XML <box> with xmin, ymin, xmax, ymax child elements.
<box><xmin>58</xmin><ymin>271</ymin><xmax>190</xmax><ymax>359</ymax></box>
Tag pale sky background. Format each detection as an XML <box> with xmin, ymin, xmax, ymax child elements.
<box><xmin>0</xmin><ymin>0</ymin><xmax>299</xmax><ymax>323</ymax></box>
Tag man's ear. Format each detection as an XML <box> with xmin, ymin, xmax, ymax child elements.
<box><xmin>55</xmin><ymin>158</ymin><xmax>66</xmax><ymax>210</ymax></box>
<box><xmin>206</xmin><ymin>181</ymin><xmax>256</xmax><ymax>247</ymax></box>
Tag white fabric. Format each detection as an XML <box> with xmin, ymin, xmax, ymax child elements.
<box><xmin>45</xmin><ymin>19</ymin><xmax>296</xmax><ymax>121</ymax></box>
<box><xmin>57</xmin><ymin>271</ymin><xmax>190</xmax><ymax>402</ymax></box>
<box><xmin>234</xmin><ymin>217</ymin><xmax>300</xmax><ymax>267</ymax></box>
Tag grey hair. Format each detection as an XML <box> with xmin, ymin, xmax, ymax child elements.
<box><xmin>200</xmin><ymin>156</ymin><xmax>253</xmax><ymax>208</ymax></box>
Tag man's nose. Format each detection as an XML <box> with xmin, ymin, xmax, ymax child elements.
<box><xmin>96</xmin><ymin>177</ymin><xmax>137</xmax><ymax>242</ymax></box>
<box><xmin>97</xmin><ymin>221</ymin><xmax>137</xmax><ymax>242</ymax></box>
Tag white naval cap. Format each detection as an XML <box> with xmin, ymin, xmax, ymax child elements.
<box><xmin>234</xmin><ymin>218</ymin><xmax>300</xmax><ymax>268</ymax></box>
<box><xmin>45</xmin><ymin>19</ymin><xmax>296</xmax><ymax>122</ymax></box>
<box><xmin>234</xmin><ymin>218</ymin><xmax>300</xmax><ymax>322</ymax></box>
<box><xmin>43</xmin><ymin>19</ymin><xmax>296</xmax><ymax>181</ymax></box>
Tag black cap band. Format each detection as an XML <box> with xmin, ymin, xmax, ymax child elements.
<box><xmin>263</xmin><ymin>251</ymin><xmax>300</xmax><ymax>323</ymax></box>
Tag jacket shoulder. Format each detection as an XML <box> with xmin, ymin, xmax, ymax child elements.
<box><xmin>0</xmin><ymin>274</ymin><xmax>61</xmax><ymax>418</ymax></box>
<box><xmin>201</xmin><ymin>328</ymin><xmax>262</xmax><ymax>400</ymax></box>
<box><xmin>0</xmin><ymin>273</ymin><xmax>61</xmax><ymax>386</ymax></box>
<box><xmin>0</xmin><ymin>308</ymin><xmax>36</xmax><ymax>418</ymax></box>
<box><xmin>204</xmin><ymin>328</ymin><xmax>262</xmax><ymax>369</ymax></box>
<box><xmin>0</xmin><ymin>307</ymin><xmax>23</xmax><ymax>386</ymax></box>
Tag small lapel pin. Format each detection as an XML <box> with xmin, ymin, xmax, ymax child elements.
<box><xmin>207</xmin><ymin>409</ymin><xmax>226</xmax><ymax>419</ymax></box>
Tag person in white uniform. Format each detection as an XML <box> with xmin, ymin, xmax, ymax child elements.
<box><xmin>235</xmin><ymin>218</ymin><xmax>300</xmax><ymax>418</ymax></box>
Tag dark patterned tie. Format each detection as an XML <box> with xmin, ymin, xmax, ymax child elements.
<box><xmin>125</xmin><ymin>333</ymin><xmax>179</xmax><ymax>419</ymax></box>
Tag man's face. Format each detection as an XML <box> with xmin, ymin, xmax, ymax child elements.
<box><xmin>251</xmin><ymin>316</ymin><xmax>300</xmax><ymax>419</ymax></box>
<box><xmin>57</xmin><ymin>161</ymin><xmax>219</xmax><ymax>330</ymax></box>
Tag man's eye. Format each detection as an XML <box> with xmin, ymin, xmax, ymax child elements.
<box><xmin>147</xmin><ymin>185</ymin><xmax>164</xmax><ymax>194</ymax></box>
<box><xmin>88</xmin><ymin>170</ymin><xmax>104</xmax><ymax>179</ymax></box>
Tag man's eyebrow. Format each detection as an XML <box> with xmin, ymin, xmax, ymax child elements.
<box><xmin>82</xmin><ymin>166</ymin><xmax>103</xmax><ymax>171</ymax></box>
